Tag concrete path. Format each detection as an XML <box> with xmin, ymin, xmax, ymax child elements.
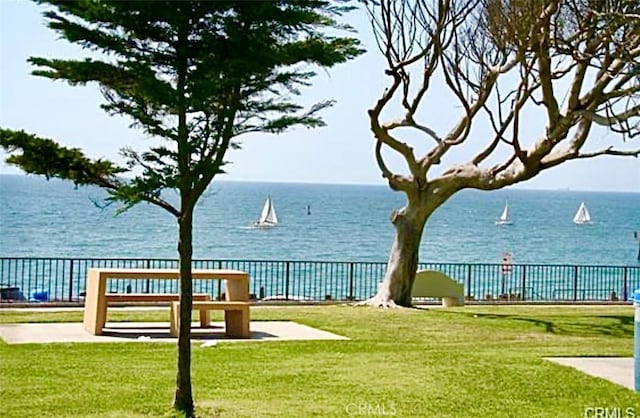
<box><xmin>545</xmin><ymin>357</ymin><xmax>635</xmax><ymax>391</ymax></box>
<box><xmin>0</xmin><ymin>321</ymin><xmax>348</xmax><ymax>344</ymax></box>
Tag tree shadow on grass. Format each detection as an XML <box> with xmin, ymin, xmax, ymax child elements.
<box><xmin>444</xmin><ymin>311</ymin><xmax>633</xmax><ymax>339</ymax></box>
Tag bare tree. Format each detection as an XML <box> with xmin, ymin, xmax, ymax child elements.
<box><xmin>364</xmin><ymin>0</ymin><xmax>640</xmax><ymax>307</ymax></box>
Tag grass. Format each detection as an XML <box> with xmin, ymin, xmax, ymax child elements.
<box><xmin>0</xmin><ymin>305</ymin><xmax>637</xmax><ymax>417</ymax></box>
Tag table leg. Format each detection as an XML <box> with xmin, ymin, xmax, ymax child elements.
<box><xmin>226</xmin><ymin>276</ymin><xmax>249</xmax><ymax>301</ymax></box>
<box><xmin>83</xmin><ymin>270</ymin><xmax>107</xmax><ymax>335</ymax></box>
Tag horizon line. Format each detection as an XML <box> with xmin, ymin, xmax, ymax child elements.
<box><xmin>0</xmin><ymin>172</ymin><xmax>638</xmax><ymax>194</ymax></box>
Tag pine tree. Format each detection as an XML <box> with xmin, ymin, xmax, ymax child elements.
<box><xmin>0</xmin><ymin>1</ymin><xmax>362</xmax><ymax>415</ymax></box>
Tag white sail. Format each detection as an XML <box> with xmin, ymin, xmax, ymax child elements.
<box><xmin>495</xmin><ymin>201</ymin><xmax>513</xmax><ymax>225</ymax></box>
<box><xmin>573</xmin><ymin>202</ymin><xmax>592</xmax><ymax>224</ymax></box>
<box><xmin>262</xmin><ymin>197</ymin><xmax>278</xmax><ymax>224</ymax></box>
<box><xmin>254</xmin><ymin>196</ymin><xmax>278</xmax><ymax>227</ymax></box>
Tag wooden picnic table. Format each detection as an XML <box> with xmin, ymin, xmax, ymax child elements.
<box><xmin>82</xmin><ymin>268</ymin><xmax>249</xmax><ymax>335</ymax></box>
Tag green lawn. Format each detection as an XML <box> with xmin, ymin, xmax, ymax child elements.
<box><xmin>0</xmin><ymin>305</ymin><xmax>637</xmax><ymax>417</ymax></box>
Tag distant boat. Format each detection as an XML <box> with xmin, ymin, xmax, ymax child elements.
<box><xmin>495</xmin><ymin>201</ymin><xmax>513</xmax><ymax>225</ymax></box>
<box><xmin>253</xmin><ymin>196</ymin><xmax>278</xmax><ymax>228</ymax></box>
<box><xmin>573</xmin><ymin>202</ymin><xmax>592</xmax><ymax>224</ymax></box>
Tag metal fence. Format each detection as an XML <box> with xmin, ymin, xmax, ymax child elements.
<box><xmin>0</xmin><ymin>257</ymin><xmax>638</xmax><ymax>303</ymax></box>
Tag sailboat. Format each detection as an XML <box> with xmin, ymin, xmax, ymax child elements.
<box><xmin>495</xmin><ymin>201</ymin><xmax>513</xmax><ymax>225</ymax></box>
<box><xmin>573</xmin><ymin>202</ymin><xmax>592</xmax><ymax>224</ymax></box>
<box><xmin>253</xmin><ymin>196</ymin><xmax>278</xmax><ymax>228</ymax></box>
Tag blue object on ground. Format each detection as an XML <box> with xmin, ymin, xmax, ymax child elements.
<box><xmin>31</xmin><ymin>290</ymin><xmax>48</xmax><ymax>302</ymax></box>
<box><xmin>634</xmin><ymin>289</ymin><xmax>640</xmax><ymax>392</ymax></box>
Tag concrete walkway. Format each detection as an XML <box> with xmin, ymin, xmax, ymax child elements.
<box><xmin>545</xmin><ymin>357</ymin><xmax>635</xmax><ymax>391</ymax></box>
<box><xmin>0</xmin><ymin>321</ymin><xmax>348</xmax><ymax>344</ymax></box>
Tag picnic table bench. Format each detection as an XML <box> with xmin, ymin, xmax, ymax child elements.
<box><xmin>83</xmin><ymin>268</ymin><xmax>250</xmax><ymax>336</ymax></box>
<box><xmin>105</xmin><ymin>292</ymin><xmax>212</xmax><ymax>303</ymax></box>
<box><xmin>169</xmin><ymin>300</ymin><xmax>250</xmax><ymax>338</ymax></box>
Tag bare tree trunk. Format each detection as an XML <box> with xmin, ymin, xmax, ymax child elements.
<box><xmin>173</xmin><ymin>209</ymin><xmax>194</xmax><ymax>417</ymax></box>
<box><xmin>363</xmin><ymin>201</ymin><xmax>429</xmax><ymax>308</ymax></box>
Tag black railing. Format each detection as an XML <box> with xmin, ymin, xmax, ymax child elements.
<box><xmin>0</xmin><ymin>257</ymin><xmax>638</xmax><ymax>303</ymax></box>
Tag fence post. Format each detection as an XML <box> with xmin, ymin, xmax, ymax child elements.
<box><xmin>68</xmin><ymin>259</ymin><xmax>74</xmax><ymax>302</ymax></box>
<box><xmin>285</xmin><ymin>261</ymin><xmax>290</xmax><ymax>300</ymax></box>
<box><xmin>573</xmin><ymin>265</ymin><xmax>578</xmax><ymax>301</ymax></box>
<box><xmin>217</xmin><ymin>261</ymin><xmax>223</xmax><ymax>299</ymax></box>
<box><xmin>466</xmin><ymin>265</ymin><xmax>471</xmax><ymax>299</ymax></box>
<box><xmin>145</xmin><ymin>259</ymin><xmax>151</xmax><ymax>293</ymax></box>
<box><xmin>623</xmin><ymin>266</ymin><xmax>628</xmax><ymax>301</ymax></box>
<box><xmin>521</xmin><ymin>265</ymin><xmax>527</xmax><ymax>301</ymax></box>
<box><xmin>349</xmin><ymin>262</ymin><xmax>354</xmax><ymax>300</ymax></box>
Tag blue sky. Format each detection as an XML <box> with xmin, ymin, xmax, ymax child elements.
<box><xmin>1</xmin><ymin>1</ymin><xmax>638</xmax><ymax>192</ymax></box>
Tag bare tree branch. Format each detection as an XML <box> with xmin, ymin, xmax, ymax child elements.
<box><xmin>367</xmin><ymin>0</ymin><xmax>640</xmax><ymax>193</ymax></box>
<box><xmin>384</xmin><ymin>116</ymin><xmax>442</xmax><ymax>143</ymax></box>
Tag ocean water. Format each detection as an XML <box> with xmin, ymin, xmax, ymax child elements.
<box><xmin>0</xmin><ymin>174</ymin><xmax>639</xmax><ymax>266</ymax></box>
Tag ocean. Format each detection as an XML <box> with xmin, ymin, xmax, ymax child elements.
<box><xmin>0</xmin><ymin>174</ymin><xmax>639</xmax><ymax>266</ymax></box>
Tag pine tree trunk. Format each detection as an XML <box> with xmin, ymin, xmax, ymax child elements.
<box><xmin>363</xmin><ymin>201</ymin><xmax>429</xmax><ymax>308</ymax></box>
<box><xmin>173</xmin><ymin>210</ymin><xmax>194</xmax><ymax>417</ymax></box>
